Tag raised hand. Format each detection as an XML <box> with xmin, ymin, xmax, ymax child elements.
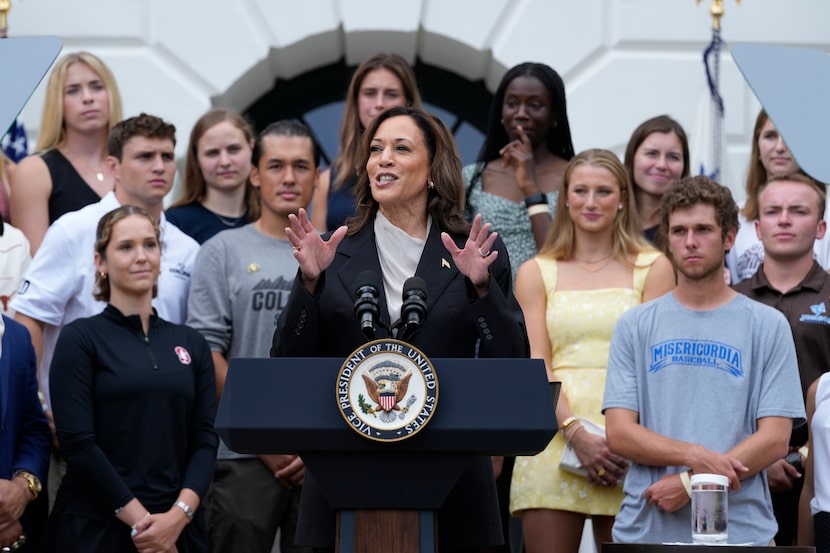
<box><xmin>285</xmin><ymin>208</ymin><xmax>347</xmax><ymax>291</ymax></box>
<box><xmin>441</xmin><ymin>214</ymin><xmax>498</xmax><ymax>296</ymax></box>
<box><xmin>499</xmin><ymin>124</ymin><xmax>537</xmax><ymax>195</ymax></box>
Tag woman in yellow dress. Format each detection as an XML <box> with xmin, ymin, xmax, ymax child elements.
<box><xmin>511</xmin><ymin>149</ymin><xmax>675</xmax><ymax>553</ymax></box>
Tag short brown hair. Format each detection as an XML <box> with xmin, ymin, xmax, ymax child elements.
<box><xmin>94</xmin><ymin>205</ymin><xmax>160</xmax><ymax>301</ymax></box>
<box><xmin>108</xmin><ymin>113</ymin><xmax>176</xmax><ymax>161</ymax></box>
<box><xmin>758</xmin><ymin>172</ymin><xmax>827</xmax><ymax>220</ymax></box>
<box><xmin>659</xmin><ymin>175</ymin><xmax>739</xmax><ymax>251</ymax></box>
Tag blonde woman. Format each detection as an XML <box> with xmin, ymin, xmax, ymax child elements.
<box><xmin>0</xmin><ymin>153</ymin><xmax>13</xmax><ymax>221</ymax></box>
<box><xmin>11</xmin><ymin>52</ymin><xmax>122</xmax><ymax>253</ymax></box>
<box><xmin>511</xmin><ymin>149</ymin><xmax>675</xmax><ymax>553</ymax></box>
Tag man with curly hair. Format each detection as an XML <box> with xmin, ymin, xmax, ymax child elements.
<box><xmin>603</xmin><ymin>175</ymin><xmax>805</xmax><ymax>544</ymax></box>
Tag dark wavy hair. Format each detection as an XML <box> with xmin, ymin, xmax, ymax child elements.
<box><xmin>474</xmin><ymin>62</ymin><xmax>575</xmax><ymax>178</ymax></box>
<box><xmin>349</xmin><ymin>106</ymin><xmax>468</xmax><ymax>236</ymax></box>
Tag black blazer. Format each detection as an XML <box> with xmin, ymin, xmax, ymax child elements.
<box><xmin>272</xmin><ymin>218</ymin><xmax>529</xmax><ymax>551</ymax></box>
<box><xmin>273</xmin><ymin>219</ymin><xmax>528</xmax><ymax>359</ymax></box>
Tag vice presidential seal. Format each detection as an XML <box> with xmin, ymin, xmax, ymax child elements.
<box><xmin>336</xmin><ymin>339</ymin><xmax>439</xmax><ymax>442</ymax></box>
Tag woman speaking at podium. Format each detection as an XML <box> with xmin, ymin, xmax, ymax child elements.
<box><xmin>272</xmin><ymin>105</ymin><xmax>529</xmax><ymax>551</ymax></box>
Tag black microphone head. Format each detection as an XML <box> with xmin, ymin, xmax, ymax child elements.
<box><xmin>402</xmin><ymin>276</ymin><xmax>427</xmax><ymax>299</ymax></box>
<box><xmin>354</xmin><ymin>271</ymin><xmax>382</xmax><ymax>339</ymax></box>
<box><xmin>401</xmin><ymin>276</ymin><xmax>427</xmax><ymax>339</ymax></box>
<box><xmin>354</xmin><ymin>270</ymin><xmax>381</xmax><ymax>298</ymax></box>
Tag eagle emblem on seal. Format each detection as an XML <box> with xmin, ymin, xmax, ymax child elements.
<box><xmin>358</xmin><ymin>360</ymin><xmax>417</xmax><ymax>423</ymax></box>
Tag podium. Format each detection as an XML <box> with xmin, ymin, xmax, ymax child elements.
<box><xmin>215</xmin><ymin>356</ymin><xmax>558</xmax><ymax>553</ymax></box>
<box><xmin>602</xmin><ymin>545</ymin><xmax>814</xmax><ymax>553</ymax></box>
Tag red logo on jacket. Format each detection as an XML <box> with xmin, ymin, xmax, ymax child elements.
<box><xmin>174</xmin><ymin>346</ymin><xmax>192</xmax><ymax>365</ymax></box>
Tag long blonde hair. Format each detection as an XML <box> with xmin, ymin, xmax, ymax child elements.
<box><xmin>36</xmin><ymin>52</ymin><xmax>123</xmax><ymax>152</ymax></box>
<box><xmin>539</xmin><ymin>149</ymin><xmax>652</xmax><ymax>262</ymax></box>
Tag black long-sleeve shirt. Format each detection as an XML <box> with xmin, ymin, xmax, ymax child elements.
<box><xmin>50</xmin><ymin>304</ymin><xmax>218</xmax><ymax>517</ymax></box>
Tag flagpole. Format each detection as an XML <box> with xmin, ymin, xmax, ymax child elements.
<box><xmin>696</xmin><ymin>0</ymin><xmax>740</xmax><ymax>181</ymax></box>
<box><xmin>696</xmin><ymin>0</ymin><xmax>740</xmax><ymax>32</ymax></box>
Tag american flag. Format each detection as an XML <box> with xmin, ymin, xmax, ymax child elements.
<box><xmin>1</xmin><ymin>119</ymin><xmax>28</xmax><ymax>162</ymax></box>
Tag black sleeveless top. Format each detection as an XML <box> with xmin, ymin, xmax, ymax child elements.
<box><xmin>42</xmin><ymin>149</ymin><xmax>102</xmax><ymax>223</ymax></box>
<box><xmin>326</xmin><ymin>166</ymin><xmax>357</xmax><ymax>231</ymax></box>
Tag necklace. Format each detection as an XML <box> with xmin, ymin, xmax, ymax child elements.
<box><xmin>63</xmin><ymin>150</ymin><xmax>105</xmax><ymax>182</ymax></box>
<box><xmin>212</xmin><ymin>210</ymin><xmax>245</xmax><ymax>227</ymax></box>
<box><xmin>572</xmin><ymin>253</ymin><xmax>614</xmax><ymax>275</ymax></box>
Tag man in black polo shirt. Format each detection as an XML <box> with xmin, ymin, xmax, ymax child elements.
<box><xmin>733</xmin><ymin>172</ymin><xmax>830</xmax><ymax>545</ymax></box>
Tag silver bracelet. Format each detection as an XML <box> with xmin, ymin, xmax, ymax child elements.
<box><xmin>174</xmin><ymin>500</ymin><xmax>194</xmax><ymax>522</ymax></box>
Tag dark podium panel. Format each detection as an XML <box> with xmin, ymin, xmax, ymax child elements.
<box><xmin>216</xmin><ymin>356</ymin><xmax>558</xmax><ymax>553</ymax></box>
<box><xmin>216</xmin><ymin>356</ymin><xmax>557</xmax><ymax>456</ymax></box>
<box><xmin>602</xmin><ymin>545</ymin><xmax>814</xmax><ymax>553</ymax></box>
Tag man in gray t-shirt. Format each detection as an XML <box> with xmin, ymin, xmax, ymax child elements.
<box><xmin>187</xmin><ymin>120</ymin><xmax>318</xmax><ymax>553</ymax></box>
<box><xmin>603</xmin><ymin>176</ymin><xmax>805</xmax><ymax>545</ymax></box>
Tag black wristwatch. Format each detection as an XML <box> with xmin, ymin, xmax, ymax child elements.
<box><xmin>524</xmin><ymin>192</ymin><xmax>548</xmax><ymax>207</ymax></box>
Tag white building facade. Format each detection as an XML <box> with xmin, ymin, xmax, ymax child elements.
<box><xmin>10</xmin><ymin>1</ymin><xmax>830</xmax><ymax>201</ymax></box>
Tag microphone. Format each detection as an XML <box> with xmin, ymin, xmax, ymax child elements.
<box><xmin>354</xmin><ymin>270</ymin><xmax>381</xmax><ymax>340</ymax></box>
<box><xmin>400</xmin><ymin>276</ymin><xmax>427</xmax><ymax>340</ymax></box>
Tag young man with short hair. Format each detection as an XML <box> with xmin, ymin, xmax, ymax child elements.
<box><xmin>603</xmin><ymin>175</ymin><xmax>805</xmax><ymax>544</ymax></box>
<box><xmin>733</xmin><ymin>173</ymin><xmax>830</xmax><ymax>545</ymax></box>
<box><xmin>186</xmin><ymin>120</ymin><xmax>318</xmax><ymax>553</ymax></box>
<box><xmin>11</xmin><ymin>113</ymin><xmax>199</xmax><ymax>505</ymax></box>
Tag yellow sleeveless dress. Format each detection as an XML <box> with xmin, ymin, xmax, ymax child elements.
<box><xmin>510</xmin><ymin>251</ymin><xmax>660</xmax><ymax>516</ymax></box>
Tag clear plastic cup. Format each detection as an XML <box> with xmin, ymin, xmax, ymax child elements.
<box><xmin>691</xmin><ymin>473</ymin><xmax>728</xmax><ymax>544</ymax></box>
